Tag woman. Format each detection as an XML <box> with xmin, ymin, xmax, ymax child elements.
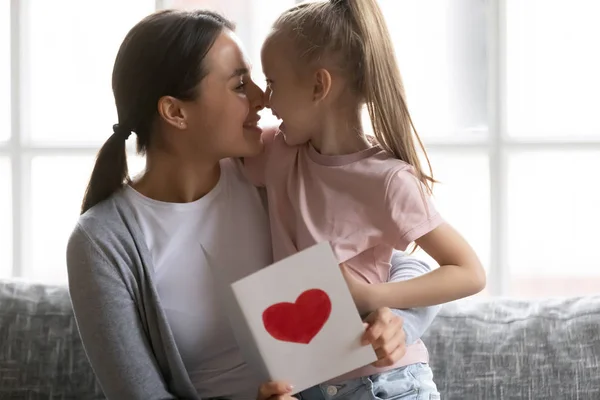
<box><xmin>66</xmin><ymin>9</ymin><xmax>439</xmax><ymax>400</ymax></box>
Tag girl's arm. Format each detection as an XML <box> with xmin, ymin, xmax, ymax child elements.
<box><xmin>363</xmin><ymin>223</ymin><xmax>486</xmax><ymax>310</ymax></box>
<box><xmin>348</xmin><ymin>167</ymin><xmax>487</xmax><ymax>311</ymax></box>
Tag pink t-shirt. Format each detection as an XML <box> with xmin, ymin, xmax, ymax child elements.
<box><xmin>244</xmin><ymin>129</ymin><xmax>444</xmax><ymax>378</ymax></box>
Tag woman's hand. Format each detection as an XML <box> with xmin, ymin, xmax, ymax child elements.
<box><xmin>361</xmin><ymin>307</ymin><xmax>407</xmax><ymax>367</ymax></box>
<box><xmin>257</xmin><ymin>381</ymin><xmax>295</xmax><ymax>400</ymax></box>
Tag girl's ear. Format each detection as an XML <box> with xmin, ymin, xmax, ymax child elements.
<box><xmin>312</xmin><ymin>68</ymin><xmax>333</xmax><ymax>102</ymax></box>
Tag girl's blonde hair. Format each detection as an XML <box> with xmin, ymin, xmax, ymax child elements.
<box><xmin>269</xmin><ymin>0</ymin><xmax>434</xmax><ymax>193</ymax></box>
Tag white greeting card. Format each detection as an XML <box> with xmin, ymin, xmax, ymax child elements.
<box><xmin>208</xmin><ymin>242</ymin><xmax>376</xmax><ymax>394</ymax></box>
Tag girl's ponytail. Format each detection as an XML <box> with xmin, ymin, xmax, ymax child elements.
<box><xmin>344</xmin><ymin>0</ymin><xmax>434</xmax><ymax>193</ymax></box>
<box><xmin>272</xmin><ymin>0</ymin><xmax>434</xmax><ymax>192</ymax></box>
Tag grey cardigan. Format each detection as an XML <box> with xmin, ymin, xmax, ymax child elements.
<box><xmin>66</xmin><ymin>193</ymin><xmax>440</xmax><ymax>400</ymax></box>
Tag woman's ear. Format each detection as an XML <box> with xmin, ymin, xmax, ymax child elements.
<box><xmin>157</xmin><ymin>96</ymin><xmax>188</xmax><ymax>130</ymax></box>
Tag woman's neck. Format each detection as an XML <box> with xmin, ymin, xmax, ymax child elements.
<box><xmin>310</xmin><ymin>105</ymin><xmax>372</xmax><ymax>156</ymax></box>
<box><xmin>132</xmin><ymin>149</ymin><xmax>221</xmax><ymax>204</ymax></box>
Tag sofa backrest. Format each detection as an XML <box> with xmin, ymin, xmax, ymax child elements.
<box><xmin>423</xmin><ymin>296</ymin><xmax>600</xmax><ymax>399</ymax></box>
<box><xmin>2</xmin><ymin>279</ymin><xmax>599</xmax><ymax>400</ymax></box>
<box><xmin>0</xmin><ymin>280</ymin><xmax>104</xmax><ymax>399</ymax></box>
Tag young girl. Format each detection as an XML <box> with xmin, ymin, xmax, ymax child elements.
<box><xmin>244</xmin><ymin>0</ymin><xmax>486</xmax><ymax>397</ymax></box>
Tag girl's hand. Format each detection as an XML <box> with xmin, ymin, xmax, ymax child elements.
<box><xmin>256</xmin><ymin>381</ymin><xmax>295</xmax><ymax>400</ymax></box>
<box><xmin>340</xmin><ymin>264</ymin><xmax>375</xmax><ymax>315</ymax></box>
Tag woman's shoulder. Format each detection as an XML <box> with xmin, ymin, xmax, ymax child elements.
<box><xmin>70</xmin><ymin>191</ymin><xmax>138</xmax><ymax>255</ymax></box>
<box><xmin>67</xmin><ymin>190</ymin><xmax>145</xmax><ymax>282</ymax></box>
<box><xmin>77</xmin><ymin>192</ymin><xmax>125</xmax><ymax>231</ymax></box>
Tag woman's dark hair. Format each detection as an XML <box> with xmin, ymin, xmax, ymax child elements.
<box><xmin>81</xmin><ymin>10</ymin><xmax>234</xmax><ymax>214</ymax></box>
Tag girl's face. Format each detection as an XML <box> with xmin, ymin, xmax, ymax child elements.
<box><xmin>177</xmin><ymin>30</ymin><xmax>267</xmax><ymax>160</ymax></box>
<box><xmin>261</xmin><ymin>38</ymin><xmax>322</xmax><ymax>146</ymax></box>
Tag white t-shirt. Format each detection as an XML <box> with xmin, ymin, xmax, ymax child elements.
<box><xmin>122</xmin><ymin>158</ymin><xmax>272</xmax><ymax>400</ymax></box>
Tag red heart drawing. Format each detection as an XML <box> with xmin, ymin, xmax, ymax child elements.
<box><xmin>262</xmin><ymin>289</ymin><xmax>332</xmax><ymax>344</ymax></box>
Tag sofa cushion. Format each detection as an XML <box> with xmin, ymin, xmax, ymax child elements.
<box><xmin>424</xmin><ymin>296</ymin><xmax>600</xmax><ymax>400</ymax></box>
<box><xmin>0</xmin><ymin>279</ymin><xmax>104</xmax><ymax>399</ymax></box>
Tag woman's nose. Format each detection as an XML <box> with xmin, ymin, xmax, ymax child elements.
<box><xmin>248</xmin><ymin>82</ymin><xmax>266</xmax><ymax>111</ymax></box>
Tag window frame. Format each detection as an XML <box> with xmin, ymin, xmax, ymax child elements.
<box><xmin>3</xmin><ymin>0</ymin><xmax>600</xmax><ymax>293</ymax></box>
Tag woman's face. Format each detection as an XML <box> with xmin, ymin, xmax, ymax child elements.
<box><xmin>180</xmin><ymin>30</ymin><xmax>266</xmax><ymax>160</ymax></box>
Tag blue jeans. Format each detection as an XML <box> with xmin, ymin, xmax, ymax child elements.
<box><xmin>297</xmin><ymin>363</ymin><xmax>440</xmax><ymax>400</ymax></box>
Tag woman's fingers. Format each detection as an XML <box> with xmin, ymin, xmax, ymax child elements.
<box><xmin>257</xmin><ymin>381</ymin><xmax>294</xmax><ymax>400</ymax></box>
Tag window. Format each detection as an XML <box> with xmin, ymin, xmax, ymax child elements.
<box><xmin>1</xmin><ymin>0</ymin><xmax>12</xmax><ymax>278</ymax></box>
<box><xmin>503</xmin><ymin>0</ymin><xmax>600</xmax><ymax>296</ymax></box>
<box><xmin>4</xmin><ymin>1</ymin><xmax>155</xmax><ymax>281</ymax></box>
<box><xmin>378</xmin><ymin>0</ymin><xmax>600</xmax><ymax>297</ymax></box>
<box><xmin>26</xmin><ymin>1</ymin><xmax>156</xmax><ymax>144</ymax></box>
<box><xmin>375</xmin><ymin>0</ymin><xmax>492</xmax><ymax>292</ymax></box>
<box><xmin>1</xmin><ymin>1</ymin><xmax>598</xmax><ymax>297</ymax></box>
<box><xmin>507</xmin><ymin>151</ymin><xmax>600</xmax><ymax>296</ymax></box>
<box><xmin>505</xmin><ymin>0</ymin><xmax>600</xmax><ymax>139</ymax></box>
<box><xmin>0</xmin><ymin>158</ymin><xmax>10</xmax><ymax>278</ymax></box>
<box><xmin>1</xmin><ymin>0</ymin><xmax>293</xmax><ymax>283</ymax></box>
<box><xmin>0</xmin><ymin>0</ymin><xmax>9</xmax><ymax>142</ymax></box>
<box><xmin>380</xmin><ymin>0</ymin><xmax>489</xmax><ymax>140</ymax></box>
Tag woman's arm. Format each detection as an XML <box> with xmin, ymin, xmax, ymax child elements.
<box><xmin>67</xmin><ymin>225</ymin><xmax>183</xmax><ymax>400</ymax></box>
<box><xmin>386</xmin><ymin>251</ymin><xmax>442</xmax><ymax>344</ymax></box>
<box><xmin>347</xmin><ymin>252</ymin><xmax>442</xmax><ymax>368</ymax></box>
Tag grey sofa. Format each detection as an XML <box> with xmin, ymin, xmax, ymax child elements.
<box><xmin>1</xmin><ymin>279</ymin><xmax>599</xmax><ymax>399</ymax></box>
